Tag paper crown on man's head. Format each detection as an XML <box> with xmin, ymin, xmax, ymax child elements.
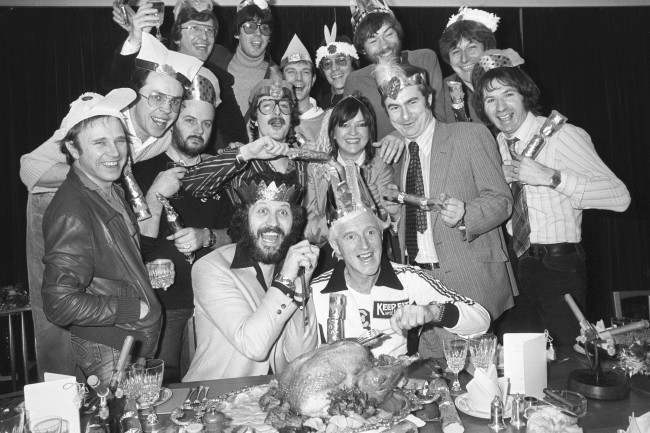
<box><xmin>445</xmin><ymin>6</ymin><xmax>501</xmax><ymax>33</ymax></box>
<box><xmin>185</xmin><ymin>67</ymin><xmax>221</xmax><ymax>108</ymax></box>
<box><xmin>281</xmin><ymin>34</ymin><xmax>312</xmax><ymax>68</ymax></box>
<box><xmin>135</xmin><ymin>33</ymin><xmax>203</xmax><ymax>87</ymax></box>
<box><xmin>372</xmin><ymin>58</ymin><xmax>427</xmax><ymax>100</ymax></box>
<box><xmin>248</xmin><ymin>78</ymin><xmax>294</xmax><ymax>104</ymax></box>
<box><xmin>237</xmin><ymin>0</ymin><xmax>269</xmax><ymax>12</ymax></box>
<box><xmin>470</xmin><ymin>48</ymin><xmax>525</xmax><ymax>87</ymax></box>
<box><xmin>173</xmin><ymin>0</ymin><xmax>214</xmax><ymax>20</ymax></box>
<box><xmin>349</xmin><ymin>0</ymin><xmax>393</xmax><ymax>32</ymax></box>
<box><xmin>234</xmin><ymin>179</ymin><xmax>302</xmax><ymax>205</ymax></box>
<box><xmin>315</xmin><ymin>22</ymin><xmax>358</xmax><ymax>67</ymax></box>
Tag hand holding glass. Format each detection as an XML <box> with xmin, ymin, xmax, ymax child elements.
<box><xmin>146</xmin><ymin>259</ymin><xmax>175</xmax><ymax>290</ymax></box>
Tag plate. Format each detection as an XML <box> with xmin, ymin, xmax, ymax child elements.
<box><xmin>454</xmin><ymin>393</ymin><xmax>511</xmax><ymax>419</ymax></box>
<box><xmin>154</xmin><ymin>387</ymin><xmax>173</xmax><ymax>407</ymax></box>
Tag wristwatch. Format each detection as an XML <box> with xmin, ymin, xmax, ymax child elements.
<box><xmin>549</xmin><ymin>170</ymin><xmax>562</xmax><ymax>189</ymax></box>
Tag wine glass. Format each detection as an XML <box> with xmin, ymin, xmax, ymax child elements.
<box><xmin>469</xmin><ymin>333</ymin><xmax>497</xmax><ymax>372</ymax></box>
<box><xmin>146</xmin><ymin>259</ymin><xmax>175</xmax><ymax>290</ymax></box>
<box><xmin>131</xmin><ymin>359</ymin><xmax>165</xmax><ymax>425</ymax></box>
<box><xmin>443</xmin><ymin>338</ymin><xmax>468</xmax><ymax>394</ymax></box>
<box><xmin>150</xmin><ymin>2</ymin><xmax>165</xmax><ymax>40</ymax></box>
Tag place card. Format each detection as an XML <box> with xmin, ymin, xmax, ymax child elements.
<box><xmin>503</xmin><ymin>333</ymin><xmax>547</xmax><ymax>399</ymax></box>
<box><xmin>24</xmin><ymin>373</ymin><xmax>81</xmax><ymax>433</ymax></box>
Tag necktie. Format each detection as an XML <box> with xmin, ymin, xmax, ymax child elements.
<box><xmin>405</xmin><ymin>141</ymin><xmax>427</xmax><ymax>260</ymax></box>
<box><xmin>507</xmin><ymin>138</ymin><xmax>531</xmax><ymax>257</ymax></box>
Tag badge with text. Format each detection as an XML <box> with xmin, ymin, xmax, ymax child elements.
<box><xmin>373</xmin><ymin>299</ymin><xmax>409</xmax><ymax>319</ymax></box>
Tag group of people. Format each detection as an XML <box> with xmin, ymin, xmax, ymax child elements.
<box><xmin>19</xmin><ymin>0</ymin><xmax>630</xmax><ymax>384</ymax></box>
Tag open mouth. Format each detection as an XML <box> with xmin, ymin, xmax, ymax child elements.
<box><xmin>357</xmin><ymin>251</ymin><xmax>375</xmax><ymax>263</ymax></box>
<box><xmin>151</xmin><ymin>116</ymin><xmax>169</xmax><ymax>128</ymax></box>
<box><xmin>258</xmin><ymin>227</ymin><xmax>284</xmax><ymax>247</ymax></box>
<box><xmin>497</xmin><ymin>112</ymin><xmax>514</xmax><ymax>123</ymax></box>
<box><xmin>101</xmin><ymin>160</ymin><xmax>121</xmax><ymax>169</ymax></box>
<box><xmin>268</xmin><ymin>117</ymin><xmax>286</xmax><ymax>128</ymax></box>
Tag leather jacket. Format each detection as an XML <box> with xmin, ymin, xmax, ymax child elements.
<box><xmin>42</xmin><ymin>168</ymin><xmax>161</xmax><ymax>357</ymax></box>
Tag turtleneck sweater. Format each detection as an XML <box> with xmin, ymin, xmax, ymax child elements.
<box><xmin>228</xmin><ymin>46</ymin><xmax>268</xmax><ymax>116</ymax></box>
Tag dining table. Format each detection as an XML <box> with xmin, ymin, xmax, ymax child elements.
<box><xmin>166</xmin><ymin>352</ymin><xmax>649</xmax><ymax>433</ymax></box>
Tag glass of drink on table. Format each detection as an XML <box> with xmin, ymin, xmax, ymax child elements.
<box><xmin>150</xmin><ymin>1</ymin><xmax>165</xmax><ymax>40</ymax></box>
<box><xmin>443</xmin><ymin>338</ymin><xmax>468</xmax><ymax>394</ymax></box>
<box><xmin>469</xmin><ymin>333</ymin><xmax>497</xmax><ymax>372</ymax></box>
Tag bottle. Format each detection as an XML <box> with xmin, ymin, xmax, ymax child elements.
<box><xmin>108</xmin><ymin>336</ymin><xmax>135</xmax><ymax>433</ymax></box>
<box><xmin>119</xmin><ymin>398</ymin><xmax>143</xmax><ymax>433</ymax></box>
<box><xmin>203</xmin><ymin>408</ymin><xmax>226</xmax><ymax>433</ymax></box>
<box><xmin>156</xmin><ymin>193</ymin><xmax>195</xmax><ymax>264</ymax></box>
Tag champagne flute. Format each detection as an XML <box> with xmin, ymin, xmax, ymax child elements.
<box><xmin>443</xmin><ymin>338</ymin><xmax>468</xmax><ymax>394</ymax></box>
<box><xmin>150</xmin><ymin>1</ymin><xmax>165</xmax><ymax>41</ymax></box>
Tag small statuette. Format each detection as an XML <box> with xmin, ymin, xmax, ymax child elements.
<box><xmin>488</xmin><ymin>395</ymin><xmax>507</xmax><ymax>431</ymax></box>
<box><xmin>510</xmin><ymin>393</ymin><xmax>526</xmax><ymax>428</ymax></box>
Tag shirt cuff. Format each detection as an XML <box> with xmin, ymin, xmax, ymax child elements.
<box><xmin>120</xmin><ymin>38</ymin><xmax>141</xmax><ymax>56</ymax></box>
<box><xmin>553</xmin><ymin>168</ymin><xmax>586</xmax><ymax>202</ymax></box>
<box><xmin>438</xmin><ymin>303</ymin><xmax>460</xmax><ymax>328</ymax></box>
<box><xmin>115</xmin><ymin>297</ymin><xmax>142</xmax><ymax>323</ymax></box>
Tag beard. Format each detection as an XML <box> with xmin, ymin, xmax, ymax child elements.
<box><xmin>241</xmin><ymin>224</ymin><xmax>301</xmax><ymax>265</ymax></box>
<box><xmin>172</xmin><ymin>127</ymin><xmax>207</xmax><ymax>158</ymax></box>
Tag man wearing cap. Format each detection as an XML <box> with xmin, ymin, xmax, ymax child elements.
<box><xmin>183</xmin><ymin>173</ymin><xmax>318</xmax><ymax>381</ymax></box>
<box><xmin>41</xmin><ymin>89</ymin><xmax>162</xmax><ymax>383</ymax></box>
<box><xmin>110</xmin><ymin>0</ymin><xmax>247</xmax><ymax>149</ymax></box>
<box><xmin>473</xmin><ymin>53</ymin><xmax>630</xmax><ymax>346</ymax></box>
<box><xmin>19</xmin><ymin>32</ymin><xmax>200</xmax><ymax>377</ymax></box>
<box><xmin>310</xmin><ymin>170</ymin><xmax>490</xmax><ymax>357</ymax></box>
<box><xmin>344</xmin><ymin>0</ymin><xmax>445</xmax><ymax>140</ymax></box>
<box><xmin>280</xmin><ymin>34</ymin><xmax>325</xmax><ymax>145</ymax></box>
<box><xmin>375</xmin><ymin>61</ymin><xmax>515</xmax><ymax>357</ymax></box>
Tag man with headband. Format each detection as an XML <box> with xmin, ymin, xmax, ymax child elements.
<box><xmin>41</xmin><ymin>89</ymin><xmax>162</xmax><ymax>383</ymax></box>
<box><xmin>19</xmin><ymin>33</ymin><xmax>200</xmax><ymax>377</ymax></box>
<box><xmin>374</xmin><ymin>59</ymin><xmax>515</xmax><ymax>357</ymax></box>
<box><xmin>183</xmin><ymin>173</ymin><xmax>318</xmax><ymax>380</ymax></box>
<box><xmin>472</xmin><ymin>50</ymin><xmax>630</xmax><ymax>346</ymax></box>
<box><xmin>310</xmin><ymin>167</ymin><xmax>489</xmax><ymax>356</ymax></box>
<box><xmin>345</xmin><ymin>0</ymin><xmax>445</xmax><ymax>141</ymax></box>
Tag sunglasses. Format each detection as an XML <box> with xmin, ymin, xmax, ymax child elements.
<box><xmin>321</xmin><ymin>55</ymin><xmax>350</xmax><ymax>71</ymax></box>
<box><xmin>257</xmin><ymin>99</ymin><xmax>291</xmax><ymax>115</ymax></box>
<box><xmin>241</xmin><ymin>21</ymin><xmax>272</xmax><ymax>36</ymax></box>
<box><xmin>139</xmin><ymin>91</ymin><xmax>183</xmax><ymax>113</ymax></box>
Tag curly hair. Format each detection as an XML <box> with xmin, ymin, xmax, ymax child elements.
<box><xmin>353</xmin><ymin>12</ymin><xmax>403</xmax><ymax>55</ymax></box>
<box><xmin>471</xmin><ymin>66</ymin><xmax>541</xmax><ymax>125</ymax></box>
<box><xmin>328</xmin><ymin>94</ymin><xmax>377</xmax><ymax>161</ymax></box>
<box><xmin>248</xmin><ymin>92</ymin><xmax>300</xmax><ymax>141</ymax></box>
<box><xmin>438</xmin><ymin>20</ymin><xmax>496</xmax><ymax>65</ymax></box>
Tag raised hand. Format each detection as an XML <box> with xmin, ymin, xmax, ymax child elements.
<box><xmin>147</xmin><ymin>166</ymin><xmax>186</xmax><ymax>198</ymax></box>
<box><xmin>239</xmin><ymin>136</ymin><xmax>289</xmax><ymax>161</ymax></box>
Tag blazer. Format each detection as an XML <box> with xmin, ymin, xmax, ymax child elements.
<box><xmin>393</xmin><ymin>120</ymin><xmax>516</xmax><ymax>319</ymax></box>
<box><xmin>42</xmin><ymin>169</ymin><xmax>162</xmax><ymax>357</ymax></box>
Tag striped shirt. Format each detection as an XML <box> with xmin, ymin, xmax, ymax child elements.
<box><xmin>497</xmin><ymin>112</ymin><xmax>630</xmax><ymax>244</ymax></box>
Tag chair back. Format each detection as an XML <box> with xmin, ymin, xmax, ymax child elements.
<box><xmin>612</xmin><ymin>290</ymin><xmax>650</xmax><ymax>319</ymax></box>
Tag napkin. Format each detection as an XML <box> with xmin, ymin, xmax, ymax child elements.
<box><xmin>626</xmin><ymin>411</ymin><xmax>650</xmax><ymax>433</ymax></box>
<box><xmin>465</xmin><ymin>364</ymin><xmax>500</xmax><ymax>413</ymax></box>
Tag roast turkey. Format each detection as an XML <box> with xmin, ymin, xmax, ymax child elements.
<box><xmin>273</xmin><ymin>340</ymin><xmax>414</xmax><ymax>418</ymax></box>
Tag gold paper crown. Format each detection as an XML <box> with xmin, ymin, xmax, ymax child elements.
<box><xmin>373</xmin><ymin>58</ymin><xmax>426</xmax><ymax>100</ymax></box>
<box><xmin>326</xmin><ymin>160</ymin><xmax>376</xmax><ymax>226</ymax></box>
<box><xmin>476</xmin><ymin>48</ymin><xmax>525</xmax><ymax>72</ymax></box>
<box><xmin>235</xmin><ymin>180</ymin><xmax>301</xmax><ymax>204</ymax></box>
<box><xmin>349</xmin><ymin>0</ymin><xmax>393</xmax><ymax>32</ymax></box>
<box><xmin>185</xmin><ymin>67</ymin><xmax>221</xmax><ymax>107</ymax></box>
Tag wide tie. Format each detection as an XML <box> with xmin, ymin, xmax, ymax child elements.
<box><xmin>507</xmin><ymin>138</ymin><xmax>531</xmax><ymax>257</ymax></box>
<box><xmin>405</xmin><ymin>141</ymin><xmax>427</xmax><ymax>260</ymax></box>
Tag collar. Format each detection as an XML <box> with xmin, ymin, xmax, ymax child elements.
<box><xmin>230</xmin><ymin>241</ymin><xmax>257</xmax><ymax>269</ymax></box>
<box><xmin>502</xmin><ymin>111</ymin><xmax>536</xmax><ymax>144</ymax></box>
<box><xmin>320</xmin><ymin>254</ymin><xmax>403</xmax><ymax>293</ymax></box>
<box><xmin>233</xmin><ymin>45</ymin><xmax>267</xmax><ymax>69</ymax></box>
<box><xmin>300</xmin><ymin>98</ymin><xmax>324</xmax><ymax>120</ymax></box>
<box><xmin>124</xmin><ymin>108</ymin><xmax>157</xmax><ymax>154</ymax></box>
<box><xmin>73</xmin><ymin>165</ymin><xmax>113</xmax><ymax>196</ymax></box>
<box><xmin>337</xmin><ymin>152</ymin><xmax>365</xmax><ymax>167</ymax></box>
<box><xmin>165</xmin><ymin>146</ymin><xmax>201</xmax><ymax>166</ymax></box>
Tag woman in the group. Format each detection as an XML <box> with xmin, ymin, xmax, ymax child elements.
<box><xmin>438</xmin><ymin>7</ymin><xmax>500</xmax><ymax>124</ymax></box>
<box><xmin>314</xmin><ymin>22</ymin><xmax>359</xmax><ymax>109</ymax></box>
<box><xmin>305</xmin><ymin>95</ymin><xmax>394</xmax><ymax>271</ymax></box>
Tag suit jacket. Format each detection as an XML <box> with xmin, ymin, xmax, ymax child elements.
<box><xmin>42</xmin><ymin>168</ymin><xmax>162</xmax><ymax>357</ymax></box>
<box><xmin>394</xmin><ymin>120</ymin><xmax>516</xmax><ymax>319</ymax></box>
<box><xmin>183</xmin><ymin>243</ymin><xmax>317</xmax><ymax>381</ymax></box>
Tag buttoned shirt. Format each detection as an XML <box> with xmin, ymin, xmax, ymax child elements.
<box><xmin>497</xmin><ymin>112</ymin><xmax>630</xmax><ymax>243</ymax></box>
<box><xmin>310</xmin><ymin>256</ymin><xmax>490</xmax><ymax>357</ymax></box>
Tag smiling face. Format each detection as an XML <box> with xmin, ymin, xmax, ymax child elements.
<box><xmin>256</xmin><ymin>96</ymin><xmax>292</xmax><ymax>141</ymax></box>
<box><xmin>247</xmin><ymin>200</ymin><xmax>293</xmax><ymax>263</ymax></box>
<box><xmin>178</xmin><ymin>19</ymin><xmax>216</xmax><ymax>61</ymax></box>
<box><xmin>237</xmin><ymin>19</ymin><xmax>271</xmax><ymax>59</ymax></box>
<box><xmin>66</xmin><ymin>116</ymin><xmax>128</xmax><ymax>190</ymax></box>
<box><xmin>173</xmin><ymin>100</ymin><xmax>215</xmax><ymax>157</ymax></box>
<box><xmin>334</xmin><ymin>110</ymin><xmax>370</xmax><ymax>161</ymax></box>
<box><xmin>449</xmin><ymin>38</ymin><xmax>485</xmax><ymax>86</ymax></box>
<box><xmin>331</xmin><ymin>211</ymin><xmax>383</xmax><ymax>278</ymax></box>
<box><xmin>384</xmin><ymin>85</ymin><xmax>433</xmax><ymax>140</ymax></box>
<box><xmin>321</xmin><ymin>54</ymin><xmax>353</xmax><ymax>93</ymax></box>
<box><xmin>482</xmin><ymin>79</ymin><xmax>528</xmax><ymax>137</ymax></box>
<box><xmin>362</xmin><ymin>23</ymin><xmax>401</xmax><ymax>64</ymax></box>
<box><xmin>282</xmin><ymin>61</ymin><xmax>315</xmax><ymax>104</ymax></box>
<box><xmin>132</xmin><ymin>72</ymin><xmax>184</xmax><ymax>139</ymax></box>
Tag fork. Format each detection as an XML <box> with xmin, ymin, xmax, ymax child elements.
<box><xmin>183</xmin><ymin>387</ymin><xmax>197</xmax><ymax>409</ymax></box>
<box><xmin>201</xmin><ymin>386</ymin><xmax>210</xmax><ymax>403</ymax></box>
<box><xmin>193</xmin><ymin>386</ymin><xmax>205</xmax><ymax>405</ymax></box>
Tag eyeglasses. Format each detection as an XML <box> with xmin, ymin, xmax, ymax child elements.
<box><xmin>180</xmin><ymin>24</ymin><xmax>217</xmax><ymax>39</ymax></box>
<box><xmin>321</xmin><ymin>55</ymin><xmax>350</xmax><ymax>71</ymax></box>
<box><xmin>241</xmin><ymin>21</ymin><xmax>272</xmax><ymax>36</ymax></box>
<box><xmin>257</xmin><ymin>99</ymin><xmax>292</xmax><ymax>115</ymax></box>
<box><xmin>138</xmin><ymin>92</ymin><xmax>183</xmax><ymax>113</ymax></box>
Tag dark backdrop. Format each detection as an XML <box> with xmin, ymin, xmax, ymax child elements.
<box><xmin>0</xmin><ymin>5</ymin><xmax>648</xmax><ymax>321</ymax></box>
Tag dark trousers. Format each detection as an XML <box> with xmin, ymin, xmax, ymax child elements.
<box><xmin>156</xmin><ymin>307</ymin><xmax>193</xmax><ymax>383</ymax></box>
<box><xmin>516</xmin><ymin>243</ymin><xmax>587</xmax><ymax>347</ymax></box>
<box><xmin>71</xmin><ymin>335</ymin><xmax>120</xmax><ymax>384</ymax></box>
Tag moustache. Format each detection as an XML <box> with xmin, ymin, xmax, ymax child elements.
<box><xmin>185</xmin><ymin>135</ymin><xmax>204</xmax><ymax>145</ymax></box>
<box><xmin>257</xmin><ymin>226</ymin><xmax>286</xmax><ymax>238</ymax></box>
<box><xmin>267</xmin><ymin>117</ymin><xmax>286</xmax><ymax>127</ymax></box>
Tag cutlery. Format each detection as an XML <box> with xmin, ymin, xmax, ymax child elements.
<box><xmin>183</xmin><ymin>387</ymin><xmax>196</xmax><ymax>408</ymax></box>
<box><xmin>193</xmin><ymin>386</ymin><xmax>204</xmax><ymax>405</ymax></box>
<box><xmin>202</xmin><ymin>386</ymin><xmax>210</xmax><ymax>403</ymax></box>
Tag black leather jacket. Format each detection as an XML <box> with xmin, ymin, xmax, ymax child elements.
<box><xmin>42</xmin><ymin>169</ymin><xmax>161</xmax><ymax>357</ymax></box>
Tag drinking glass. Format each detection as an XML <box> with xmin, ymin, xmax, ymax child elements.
<box><xmin>469</xmin><ymin>333</ymin><xmax>497</xmax><ymax>372</ymax></box>
<box><xmin>443</xmin><ymin>338</ymin><xmax>468</xmax><ymax>394</ymax></box>
<box><xmin>0</xmin><ymin>407</ymin><xmax>24</xmax><ymax>433</ymax></box>
<box><xmin>150</xmin><ymin>2</ymin><xmax>165</xmax><ymax>40</ymax></box>
<box><xmin>146</xmin><ymin>259</ymin><xmax>175</xmax><ymax>289</ymax></box>
<box><xmin>132</xmin><ymin>359</ymin><xmax>164</xmax><ymax>408</ymax></box>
